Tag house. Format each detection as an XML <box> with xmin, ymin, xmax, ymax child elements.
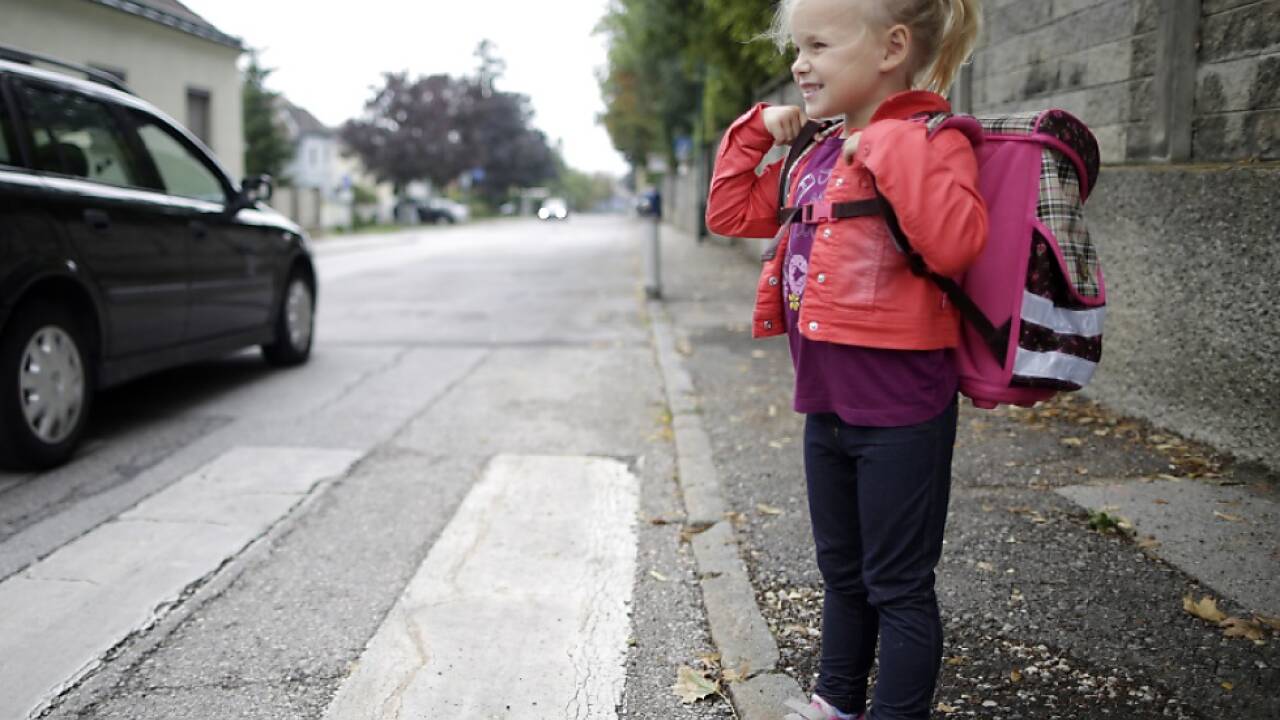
<box><xmin>0</xmin><ymin>0</ymin><xmax>245</xmax><ymax>178</ymax></box>
<box><xmin>275</xmin><ymin>98</ymin><xmax>397</xmax><ymax>230</ymax></box>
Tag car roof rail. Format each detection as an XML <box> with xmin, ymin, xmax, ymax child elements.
<box><xmin>0</xmin><ymin>44</ymin><xmax>134</xmax><ymax>95</ymax></box>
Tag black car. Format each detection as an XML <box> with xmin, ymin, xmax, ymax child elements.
<box><xmin>0</xmin><ymin>48</ymin><xmax>317</xmax><ymax>469</ymax></box>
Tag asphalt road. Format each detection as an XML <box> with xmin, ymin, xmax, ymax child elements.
<box><xmin>0</xmin><ymin>216</ymin><xmax>728</xmax><ymax>720</ymax></box>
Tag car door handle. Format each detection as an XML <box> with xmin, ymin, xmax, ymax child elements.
<box><xmin>190</xmin><ymin>221</ymin><xmax>208</xmax><ymax>240</ymax></box>
<box><xmin>83</xmin><ymin>209</ymin><xmax>110</xmax><ymax>231</ymax></box>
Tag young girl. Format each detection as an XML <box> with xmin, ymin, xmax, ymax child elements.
<box><xmin>705</xmin><ymin>1</ymin><xmax>984</xmax><ymax>718</ymax></box>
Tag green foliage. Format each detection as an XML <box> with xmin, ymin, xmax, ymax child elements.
<box><xmin>551</xmin><ymin>159</ymin><xmax>617</xmax><ymax>212</ymax></box>
<box><xmin>597</xmin><ymin>0</ymin><xmax>789</xmax><ymax>169</ymax></box>
<box><xmin>242</xmin><ymin>52</ymin><xmax>295</xmax><ymax>182</ymax></box>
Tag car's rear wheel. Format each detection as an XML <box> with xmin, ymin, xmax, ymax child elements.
<box><xmin>0</xmin><ymin>301</ymin><xmax>93</xmax><ymax>470</ymax></box>
<box><xmin>262</xmin><ymin>271</ymin><xmax>315</xmax><ymax>367</ymax></box>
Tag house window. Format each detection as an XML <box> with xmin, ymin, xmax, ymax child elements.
<box><xmin>185</xmin><ymin>88</ymin><xmax>211</xmax><ymax>146</ymax></box>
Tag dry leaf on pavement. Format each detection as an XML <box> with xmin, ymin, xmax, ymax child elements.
<box><xmin>1221</xmin><ymin>617</ymin><xmax>1266</xmax><ymax>641</ymax></box>
<box><xmin>756</xmin><ymin>503</ymin><xmax>784</xmax><ymax>516</ymax></box>
<box><xmin>1213</xmin><ymin>511</ymin><xmax>1246</xmax><ymax>523</ymax></box>
<box><xmin>1184</xmin><ymin>594</ymin><xmax>1227</xmax><ymax>624</ymax></box>
<box><xmin>648</xmin><ymin>570</ymin><xmax>669</xmax><ymax>582</ymax></box>
<box><xmin>1256</xmin><ymin>615</ymin><xmax>1280</xmax><ymax>632</ymax></box>
<box><xmin>672</xmin><ymin>665</ymin><xmax>719</xmax><ymax>704</ymax></box>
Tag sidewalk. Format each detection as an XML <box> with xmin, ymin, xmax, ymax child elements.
<box><xmin>652</xmin><ymin>221</ymin><xmax>1279</xmax><ymax>719</ymax></box>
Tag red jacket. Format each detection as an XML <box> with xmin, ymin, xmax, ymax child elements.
<box><xmin>706</xmin><ymin>91</ymin><xmax>988</xmax><ymax>350</ymax></box>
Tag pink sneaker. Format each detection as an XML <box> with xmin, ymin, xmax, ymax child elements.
<box><xmin>783</xmin><ymin>695</ymin><xmax>864</xmax><ymax>720</ymax></box>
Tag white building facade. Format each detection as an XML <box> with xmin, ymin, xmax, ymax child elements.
<box><xmin>0</xmin><ymin>0</ymin><xmax>245</xmax><ymax>178</ymax></box>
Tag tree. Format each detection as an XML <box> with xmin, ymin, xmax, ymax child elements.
<box><xmin>340</xmin><ymin>72</ymin><xmax>471</xmax><ymax>192</ymax></box>
<box><xmin>456</xmin><ymin>48</ymin><xmax>558</xmax><ymax>204</ymax></box>
<box><xmin>341</xmin><ymin>42</ymin><xmax>559</xmax><ymax>202</ymax></box>
<box><xmin>597</xmin><ymin>0</ymin><xmax>788</xmax><ymax>168</ymax></box>
<box><xmin>242</xmin><ymin>52</ymin><xmax>294</xmax><ymax>182</ymax></box>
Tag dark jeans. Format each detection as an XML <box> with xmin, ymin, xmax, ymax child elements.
<box><xmin>803</xmin><ymin>401</ymin><xmax>957</xmax><ymax>720</ymax></box>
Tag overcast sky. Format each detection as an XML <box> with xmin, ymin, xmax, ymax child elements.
<box><xmin>182</xmin><ymin>0</ymin><xmax>629</xmax><ymax>176</ymax></box>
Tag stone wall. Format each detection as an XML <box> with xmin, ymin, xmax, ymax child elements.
<box><xmin>1195</xmin><ymin>0</ymin><xmax>1280</xmax><ymax>160</ymax></box>
<box><xmin>964</xmin><ymin>0</ymin><xmax>1158</xmax><ymax>162</ymax></box>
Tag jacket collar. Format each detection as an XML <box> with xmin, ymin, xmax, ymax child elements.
<box><xmin>868</xmin><ymin>90</ymin><xmax>951</xmax><ymax>124</ymax></box>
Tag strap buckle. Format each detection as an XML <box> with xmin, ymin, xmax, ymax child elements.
<box><xmin>800</xmin><ymin>199</ymin><xmax>832</xmax><ymax>224</ymax></box>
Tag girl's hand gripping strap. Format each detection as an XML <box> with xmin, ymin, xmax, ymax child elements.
<box><xmin>775</xmin><ymin>119</ymin><xmax>836</xmax><ymax>224</ymax></box>
<box><xmin>761</xmin><ymin>119</ymin><xmax>837</xmax><ymax>262</ymax></box>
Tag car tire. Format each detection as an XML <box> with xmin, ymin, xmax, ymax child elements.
<box><xmin>0</xmin><ymin>300</ymin><xmax>94</xmax><ymax>470</ymax></box>
<box><xmin>262</xmin><ymin>271</ymin><xmax>315</xmax><ymax>367</ymax></box>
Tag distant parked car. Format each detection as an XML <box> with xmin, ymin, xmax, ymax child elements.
<box><xmin>538</xmin><ymin>197</ymin><xmax>569</xmax><ymax>221</ymax></box>
<box><xmin>396</xmin><ymin>197</ymin><xmax>468</xmax><ymax>224</ymax></box>
<box><xmin>0</xmin><ymin>47</ymin><xmax>317</xmax><ymax>469</ymax></box>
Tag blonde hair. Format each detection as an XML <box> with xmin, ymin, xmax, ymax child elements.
<box><xmin>764</xmin><ymin>0</ymin><xmax>982</xmax><ymax>95</ymax></box>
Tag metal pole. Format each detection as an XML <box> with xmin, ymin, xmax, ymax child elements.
<box><xmin>645</xmin><ymin>212</ymin><xmax>662</xmax><ymax>299</ymax></box>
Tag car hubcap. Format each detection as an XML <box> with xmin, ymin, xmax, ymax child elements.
<box><xmin>285</xmin><ymin>280</ymin><xmax>314</xmax><ymax>351</ymax></box>
<box><xmin>19</xmin><ymin>326</ymin><xmax>84</xmax><ymax>445</ymax></box>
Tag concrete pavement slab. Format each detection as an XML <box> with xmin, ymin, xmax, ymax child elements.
<box><xmin>0</xmin><ymin>445</ymin><xmax>359</xmax><ymax>719</ymax></box>
<box><xmin>321</xmin><ymin>454</ymin><xmax>638</xmax><ymax>719</ymax></box>
<box><xmin>1058</xmin><ymin>478</ymin><xmax>1280</xmax><ymax>617</ymax></box>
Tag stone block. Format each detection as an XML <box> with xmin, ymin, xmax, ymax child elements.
<box><xmin>1200</xmin><ymin>0</ymin><xmax>1280</xmax><ymax>63</ymax></box>
<box><xmin>985</xmin><ymin>0</ymin><xmax>1056</xmax><ymax>46</ymax></box>
<box><xmin>1053</xmin><ymin>0</ymin><xmax>1114</xmax><ymax>18</ymax></box>
<box><xmin>1193</xmin><ymin>108</ymin><xmax>1280</xmax><ymax>160</ymax></box>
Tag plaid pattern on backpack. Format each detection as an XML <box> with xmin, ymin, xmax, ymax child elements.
<box><xmin>927</xmin><ymin>109</ymin><xmax>1105</xmax><ymax>407</ymax></box>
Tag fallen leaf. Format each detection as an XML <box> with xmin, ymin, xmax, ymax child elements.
<box><xmin>1152</xmin><ymin>499</ymin><xmax>1169</xmax><ymax>505</ymax></box>
<box><xmin>1060</xmin><ymin>437</ymin><xmax>1084</xmax><ymax>447</ymax></box>
<box><xmin>1137</xmin><ymin>536</ymin><xmax>1161</xmax><ymax>550</ymax></box>
<box><xmin>1010</xmin><ymin>669</ymin><xmax>1023</xmax><ymax>683</ymax></box>
<box><xmin>936</xmin><ymin>702</ymin><xmax>958</xmax><ymax>713</ymax></box>
<box><xmin>756</xmin><ymin>503</ymin><xmax>784</xmax><ymax>516</ymax></box>
<box><xmin>1213</xmin><ymin>511</ymin><xmax>1246</xmax><ymax>523</ymax></box>
<box><xmin>1256</xmin><ymin>615</ymin><xmax>1280</xmax><ymax>632</ymax></box>
<box><xmin>1221</xmin><ymin>617</ymin><xmax>1266</xmax><ymax>641</ymax></box>
<box><xmin>649</xmin><ymin>570</ymin><xmax>670</xmax><ymax>582</ymax></box>
<box><xmin>648</xmin><ymin>516</ymin><xmax>674</xmax><ymax>525</ymax></box>
<box><xmin>722</xmin><ymin>662</ymin><xmax>750</xmax><ymax>683</ymax></box>
<box><xmin>672</xmin><ymin>665</ymin><xmax>719</xmax><ymax>703</ymax></box>
<box><xmin>945</xmin><ymin>655</ymin><xmax>968</xmax><ymax>666</ymax></box>
<box><xmin>1221</xmin><ymin>681</ymin><xmax>1234</xmax><ymax>692</ymax></box>
<box><xmin>1184</xmin><ymin>594</ymin><xmax>1227</xmax><ymax>624</ymax></box>
<box><xmin>723</xmin><ymin>511</ymin><xmax>747</xmax><ymax>526</ymax></box>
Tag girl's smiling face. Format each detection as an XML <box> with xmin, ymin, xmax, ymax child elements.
<box><xmin>789</xmin><ymin>0</ymin><xmax>892</xmax><ymax>127</ymax></box>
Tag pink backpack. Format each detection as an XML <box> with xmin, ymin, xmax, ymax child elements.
<box><xmin>777</xmin><ymin>109</ymin><xmax>1105</xmax><ymax>409</ymax></box>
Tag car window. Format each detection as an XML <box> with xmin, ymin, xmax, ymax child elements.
<box><xmin>21</xmin><ymin>84</ymin><xmax>141</xmax><ymax>187</ymax></box>
<box><xmin>132</xmin><ymin>114</ymin><xmax>224</xmax><ymax>203</ymax></box>
<box><xmin>0</xmin><ymin>89</ymin><xmax>15</xmax><ymax>166</ymax></box>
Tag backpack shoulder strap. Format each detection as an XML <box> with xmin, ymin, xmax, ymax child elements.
<box><xmin>775</xmin><ymin>119</ymin><xmax>838</xmax><ymax>224</ymax></box>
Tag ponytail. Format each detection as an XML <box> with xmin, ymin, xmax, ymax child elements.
<box><xmin>884</xmin><ymin>0</ymin><xmax>983</xmax><ymax>94</ymax></box>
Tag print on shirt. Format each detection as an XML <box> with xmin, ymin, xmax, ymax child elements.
<box><xmin>784</xmin><ymin>168</ymin><xmax>831</xmax><ymax>313</ymax></box>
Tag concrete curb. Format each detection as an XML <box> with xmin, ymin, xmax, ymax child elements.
<box><xmin>648</xmin><ymin>298</ymin><xmax>803</xmax><ymax>718</ymax></box>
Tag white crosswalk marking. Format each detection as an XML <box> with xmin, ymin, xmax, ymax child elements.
<box><xmin>323</xmin><ymin>454</ymin><xmax>639</xmax><ymax>719</ymax></box>
<box><xmin>0</xmin><ymin>446</ymin><xmax>361</xmax><ymax>720</ymax></box>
